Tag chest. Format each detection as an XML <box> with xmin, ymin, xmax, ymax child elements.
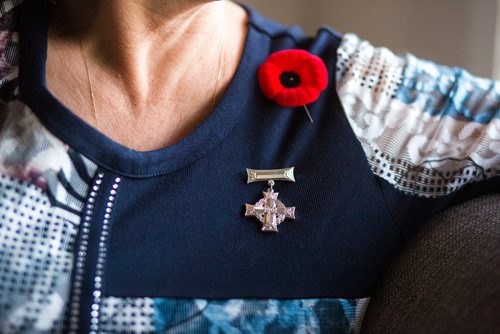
<box><xmin>93</xmin><ymin>103</ymin><xmax>402</xmax><ymax>299</ymax></box>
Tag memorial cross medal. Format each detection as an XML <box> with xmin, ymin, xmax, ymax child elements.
<box><xmin>245</xmin><ymin>167</ymin><xmax>296</xmax><ymax>233</ymax></box>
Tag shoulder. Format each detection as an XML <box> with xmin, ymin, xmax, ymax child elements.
<box><xmin>244</xmin><ymin>3</ymin><xmax>343</xmax><ymax>57</ymax></box>
<box><xmin>0</xmin><ymin>0</ymin><xmax>22</xmax><ymax>106</ymax></box>
<box><xmin>335</xmin><ymin>33</ymin><xmax>500</xmax><ymax>198</ymax></box>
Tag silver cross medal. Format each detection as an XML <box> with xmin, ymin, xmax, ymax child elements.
<box><xmin>245</xmin><ymin>167</ymin><xmax>296</xmax><ymax>233</ymax></box>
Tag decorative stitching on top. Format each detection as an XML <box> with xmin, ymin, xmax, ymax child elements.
<box><xmin>67</xmin><ymin>172</ymin><xmax>104</xmax><ymax>333</ymax></box>
<box><xmin>89</xmin><ymin>176</ymin><xmax>121</xmax><ymax>334</ymax></box>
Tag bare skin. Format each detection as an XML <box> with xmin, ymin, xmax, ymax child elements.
<box><xmin>46</xmin><ymin>0</ymin><xmax>247</xmax><ymax>151</ymax></box>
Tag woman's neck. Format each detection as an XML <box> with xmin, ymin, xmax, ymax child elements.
<box><xmin>50</xmin><ymin>0</ymin><xmax>236</xmax><ymax>106</ymax></box>
<box><xmin>46</xmin><ymin>0</ymin><xmax>247</xmax><ymax>150</ymax></box>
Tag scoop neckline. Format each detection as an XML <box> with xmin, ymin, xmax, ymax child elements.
<box><xmin>18</xmin><ymin>0</ymin><xmax>261</xmax><ymax>178</ymax></box>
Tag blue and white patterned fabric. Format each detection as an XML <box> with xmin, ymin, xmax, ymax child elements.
<box><xmin>0</xmin><ymin>103</ymin><xmax>97</xmax><ymax>332</ymax></box>
<box><xmin>0</xmin><ymin>1</ymin><xmax>498</xmax><ymax>333</ymax></box>
<box><xmin>336</xmin><ymin>33</ymin><xmax>500</xmax><ymax>198</ymax></box>
<box><xmin>98</xmin><ymin>297</ymin><xmax>368</xmax><ymax>333</ymax></box>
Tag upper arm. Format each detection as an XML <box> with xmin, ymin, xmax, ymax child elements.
<box><xmin>335</xmin><ymin>33</ymin><xmax>500</xmax><ymax>233</ymax></box>
<box><xmin>0</xmin><ymin>0</ymin><xmax>21</xmax><ymax>105</ymax></box>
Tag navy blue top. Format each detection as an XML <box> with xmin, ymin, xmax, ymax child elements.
<box><xmin>18</xmin><ymin>0</ymin><xmax>500</xmax><ymax>299</ymax></box>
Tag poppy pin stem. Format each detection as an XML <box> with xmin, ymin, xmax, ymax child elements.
<box><xmin>303</xmin><ymin>105</ymin><xmax>314</xmax><ymax>123</ymax></box>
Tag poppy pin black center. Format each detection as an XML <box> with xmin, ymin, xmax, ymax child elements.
<box><xmin>280</xmin><ymin>71</ymin><xmax>301</xmax><ymax>88</ymax></box>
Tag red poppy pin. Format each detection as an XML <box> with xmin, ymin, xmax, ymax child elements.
<box><xmin>258</xmin><ymin>49</ymin><xmax>328</xmax><ymax>123</ymax></box>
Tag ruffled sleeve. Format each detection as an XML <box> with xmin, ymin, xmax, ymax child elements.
<box><xmin>0</xmin><ymin>0</ymin><xmax>21</xmax><ymax>106</ymax></box>
<box><xmin>335</xmin><ymin>33</ymin><xmax>500</xmax><ymax>236</ymax></box>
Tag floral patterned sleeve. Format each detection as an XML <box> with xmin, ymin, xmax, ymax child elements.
<box><xmin>336</xmin><ymin>33</ymin><xmax>500</xmax><ymax>237</ymax></box>
<box><xmin>0</xmin><ymin>0</ymin><xmax>19</xmax><ymax>106</ymax></box>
